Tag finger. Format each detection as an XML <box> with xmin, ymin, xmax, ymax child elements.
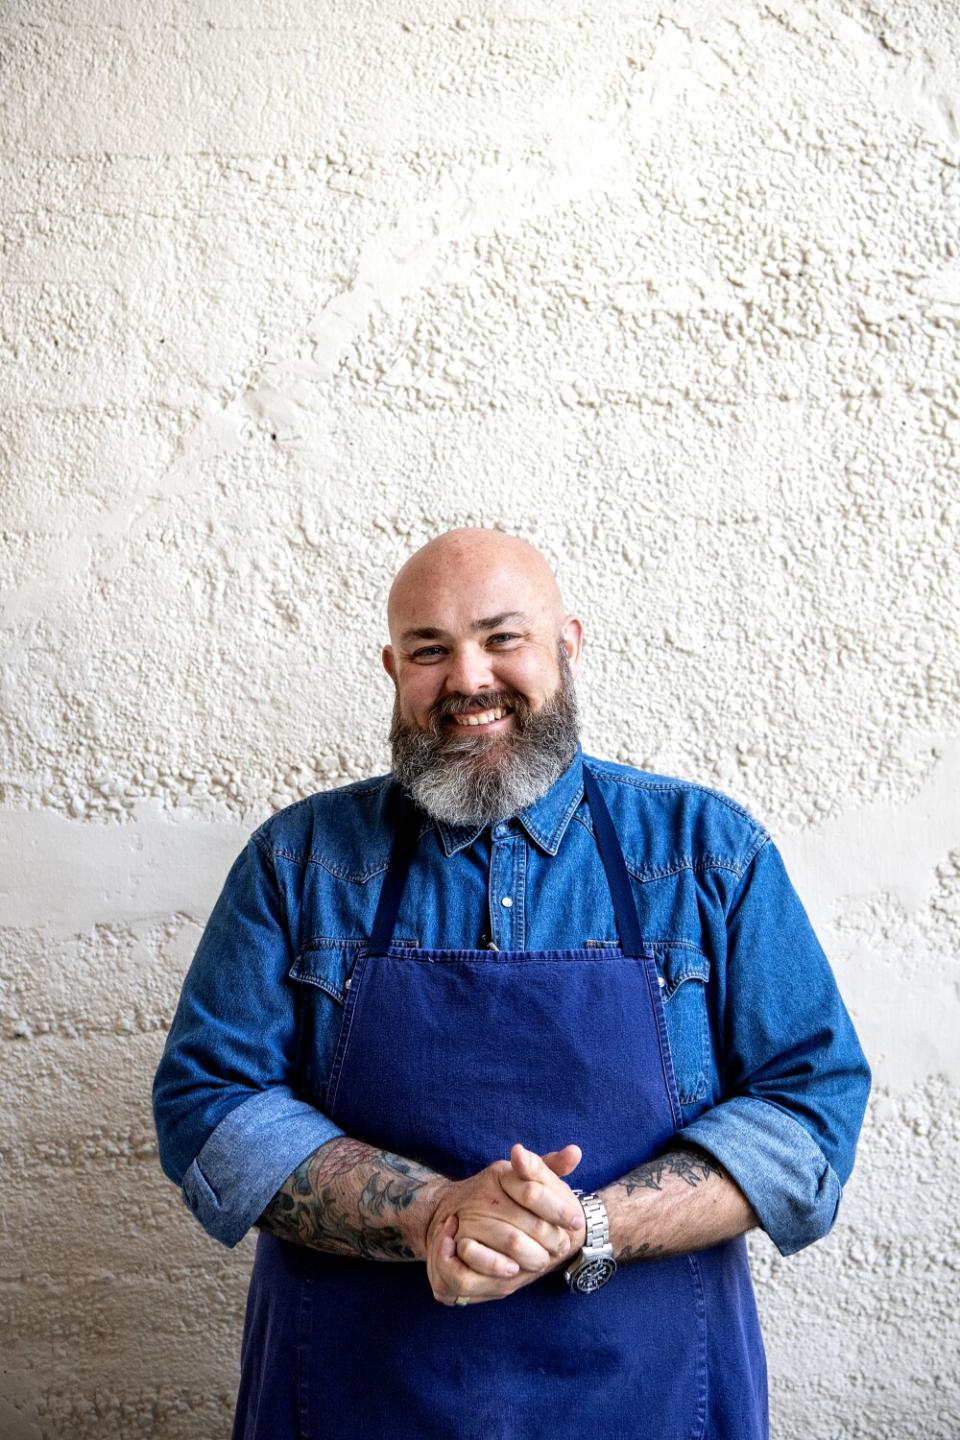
<box><xmin>495</xmin><ymin>1175</ymin><xmax>578</xmax><ymax>1232</ymax></box>
<box><xmin>542</xmin><ymin>1144</ymin><xmax>582</xmax><ymax>1177</ymax></box>
<box><xmin>511</xmin><ymin>1142</ymin><xmax>580</xmax><ymax>1180</ymax></box>
<box><xmin>458</xmin><ymin>1214</ymin><xmax>570</xmax><ymax>1269</ymax></box>
<box><xmin>440</xmin><ymin>1213</ymin><xmax>457</xmax><ymax>1260</ymax></box>
<box><xmin>455</xmin><ymin>1234</ymin><xmax>521</xmax><ymax>1279</ymax></box>
<box><xmin>498</xmin><ymin>1172</ymin><xmax>583</xmax><ymax>1231</ymax></box>
<box><xmin>501</xmin><ymin>1153</ymin><xmax>583</xmax><ymax>1230</ymax></box>
<box><xmin>433</xmin><ymin>1215</ymin><xmax>472</xmax><ymax>1295</ymax></box>
<box><xmin>510</xmin><ymin>1142</ymin><xmax>542</xmax><ymax>1180</ymax></box>
<box><xmin>511</xmin><ymin>1142</ymin><xmax>580</xmax><ymax>1185</ymax></box>
<box><xmin>488</xmin><ymin>1171</ymin><xmax>579</xmax><ymax>1241</ymax></box>
<box><xmin>433</xmin><ymin>1233</ymin><xmax>486</xmax><ymax>1296</ymax></box>
<box><xmin>433</xmin><ymin>1242</ymin><xmax>517</xmax><ymax>1306</ymax></box>
<box><xmin>460</xmin><ymin>1209</ymin><xmax>567</xmax><ymax>1267</ymax></box>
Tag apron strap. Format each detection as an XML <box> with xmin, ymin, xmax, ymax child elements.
<box><xmin>581</xmin><ymin>766</ymin><xmax>648</xmax><ymax>958</ymax></box>
<box><xmin>369</xmin><ymin>793</ymin><xmax>418</xmax><ymax>951</ymax></box>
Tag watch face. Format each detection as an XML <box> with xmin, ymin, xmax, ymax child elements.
<box><xmin>573</xmin><ymin>1257</ymin><xmax>617</xmax><ymax>1293</ymax></box>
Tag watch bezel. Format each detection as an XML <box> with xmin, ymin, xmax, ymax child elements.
<box><xmin>564</xmin><ymin>1238</ymin><xmax>616</xmax><ymax>1296</ymax></box>
<box><xmin>565</xmin><ymin>1251</ymin><xmax>618</xmax><ymax>1293</ymax></box>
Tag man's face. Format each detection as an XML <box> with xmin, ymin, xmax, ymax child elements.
<box><xmin>383</xmin><ymin>549</ymin><xmax>584</xmax><ymax>826</ymax></box>
<box><xmin>390</xmin><ymin>610</ymin><xmax>570</xmax><ymax>740</ymax></box>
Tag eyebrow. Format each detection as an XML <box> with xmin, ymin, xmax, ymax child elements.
<box><xmin>400</xmin><ymin>611</ymin><xmax>530</xmax><ymax>644</ymax></box>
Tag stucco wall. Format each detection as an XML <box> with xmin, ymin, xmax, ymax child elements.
<box><xmin>2</xmin><ymin>2</ymin><xmax>958</xmax><ymax>1436</ymax></box>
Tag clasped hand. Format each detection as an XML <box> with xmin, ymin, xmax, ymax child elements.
<box><xmin>425</xmin><ymin>1143</ymin><xmax>587</xmax><ymax>1307</ymax></box>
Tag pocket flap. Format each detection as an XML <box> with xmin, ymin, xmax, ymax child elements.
<box><xmin>289</xmin><ymin>939</ymin><xmax>359</xmax><ymax>1004</ymax></box>
<box><xmin>290</xmin><ymin>935</ymin><xmax>420</xmax><ymax>1002</ymax></box>
<box><xmin>653</xmin><ymin>945</ymin><xmax>710</xmax><ymax>1000</ymax></box>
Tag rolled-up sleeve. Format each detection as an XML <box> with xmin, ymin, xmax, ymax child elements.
<box><xmin>152</xmin><ymin>836</ymin><xmax>345</xmax><ymax>1247</ymax></box>
<box><xmin>681</xmin><ymin>838</ymin><xmax>871</xmax><ymax>1256</ymax></box>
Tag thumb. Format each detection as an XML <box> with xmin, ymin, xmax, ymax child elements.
<box><xmin>440</xmin><ymin>1213</ymin><xmax>458</xmax><ymax>1259</ymax></box>
<box><xmin>541</xmin><ymin>1144</ymin><xmax>582</xmax><ymax>1177</ymax></box>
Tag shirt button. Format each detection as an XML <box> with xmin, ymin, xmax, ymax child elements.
<box><xmin>501</xmin><ymin>896</ymin><xmax>513</xmax><ymax>908</ymax></box>
<box><xmin>493</xmin><ymin>824</ymin><xmax>507</xmax><ymax>839</ymax></box>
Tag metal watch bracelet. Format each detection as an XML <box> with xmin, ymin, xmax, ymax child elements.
<box><xmin>564</xmin><ymin>1187</ymin><xmax>617</xmax><ymax>1293</ymax></box>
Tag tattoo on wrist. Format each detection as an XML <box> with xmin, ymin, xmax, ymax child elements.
<box><xmin>615</xmin><ymin>1146</ymin><xmax>725</xmax><ymax>1198</ymax></box>
<box><xmin>616</xmin><ymin>1240</ymin><xmax>670</xmax><ymax>1264</ymax></box>
<box><xmin>257</xmin><ymin>1137</ymin><xmax>439</xmax><ymax>1261</ymax></box>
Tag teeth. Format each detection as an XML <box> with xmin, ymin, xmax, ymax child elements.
<box><xmin>452</xmin><ymin>707</ymin><xmax>508</xmax><ymax>727</ymax></box>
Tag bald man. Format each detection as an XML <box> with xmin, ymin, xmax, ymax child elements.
<box><xmin>153</xmin><ymin>529</ymin><xmax>870</xmax><ymax>1440</ymax></box>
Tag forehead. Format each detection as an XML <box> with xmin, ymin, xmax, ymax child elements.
<box><xmin>389</xmin><ymin>557</ymin><xmax>556</xmax><ymax>638</ymax></box>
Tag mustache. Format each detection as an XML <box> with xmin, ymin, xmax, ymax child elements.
<box><xmin>427</xmin><ymin>691</ymin><xmax>529</xmax><ymax>729</ymax></box>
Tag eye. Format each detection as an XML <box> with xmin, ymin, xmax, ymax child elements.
<box><xmin>411</xmin><ymin>645</ymin><xmax>447</xmax><ymax>661</ymax></box>
<box><xmin>488</xmin><ymin>632</ymin><xmax>520</xmax><ymax>646</ymax></box>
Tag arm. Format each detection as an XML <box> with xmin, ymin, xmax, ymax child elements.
<box><xmin>469</xmin><ymin>1143</ymin><xmax>755</xmax><ymax>1272</ymax></box>
<box><xmin>152</xmin><ymin>837</ymin><xmax>349</xmax><ymax>1247</ymax></box>
<box><xmin>666</xmin><ymin>838</ymin><xmax>871</xmax><ymax>1257</ymax></box>
<box><xmin>255</xmin><ymin>1135</ymin><xmax>449</xmax><ymax>1261</ymax></box>
<box><xmin>255</xmin><ymin>1134</ymin><xmax>581</xmax><ymax>1308</ymax></box>
<box><xmin>598</xmin><ymin>1144</ymin><xmax>758</xmax><ymax>1263</ymax></box>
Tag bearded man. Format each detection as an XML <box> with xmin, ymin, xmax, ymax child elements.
<box><xmin>153</xmin><ymin>527</ymin><xmax>870</xmax><ymax>1440</ymax></box>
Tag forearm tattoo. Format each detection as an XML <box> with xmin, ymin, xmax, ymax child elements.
<box><xmin>607</xmin><ymin>1146</ymin><xmax>727</xmax><ymax>1265</ymax></box>
<box><xmin>256</xmin><ymin>1137</ymin><xmax>441</xmax><ymax>1261</ymax></box>
<box><xmin>615</xmin><ymin>1145</ymin><xmax>725</xmax><ymax>1199</ymax></box>
<box><xmin>617</xmin><ymin>1241</ymin><xmax>670</xmax><ymax>1263</ymax></box>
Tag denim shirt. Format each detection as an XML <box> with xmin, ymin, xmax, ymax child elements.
<box><xmin>152</xmin><ymin>745</ymin><xmax>870</xmax><ymax>1257</ymax></box>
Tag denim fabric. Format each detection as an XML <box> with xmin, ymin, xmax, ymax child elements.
<box><xmin>152</xmin><ymin>744</ymin><xmax>870</xmax><ymax>1254</ymax></box>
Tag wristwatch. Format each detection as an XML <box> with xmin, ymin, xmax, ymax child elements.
<box><xmin>563</xmin><ymin>1189</ymin><xmax>617</xmax><ymax>1293</ymax></box>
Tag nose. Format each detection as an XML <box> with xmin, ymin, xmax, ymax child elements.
<box><xmin>442</xmin><ymin>643</ymin><xmax>496</xmax><ymax>698</ymax></box>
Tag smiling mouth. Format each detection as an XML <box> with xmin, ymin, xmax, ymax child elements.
<box><xmin>446</xmin><ymin>705</ymin><xmax>513</xmax><ymax>728</ymax></box>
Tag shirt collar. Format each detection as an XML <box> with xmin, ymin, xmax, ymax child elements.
<box><xmin>433</xmin><ymin>742</ymin><xmax>585</xmax><ymax>858</ymax></box>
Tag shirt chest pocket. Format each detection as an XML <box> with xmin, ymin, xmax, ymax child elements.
<box><xmin>288</xmin><ymin>940</ymin><xmax>354</xmax><ymax>1105</ymax></box>
<box><xmin>651</xmin><ymin>945</ymin><xmax>711</xmax><ymax>1105</ymax></box>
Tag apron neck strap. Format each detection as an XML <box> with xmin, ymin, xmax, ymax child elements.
<box><xmin>581</xmin><ymin>766</ymin><xmax>648</xmax><ymax>957</ymax></box>
<box><xmin>369</xmin><ymin>792</ymin><xmax>418</xmax><ymax>951</ymax></box>
<box><xmin>370</xmin><ymin>768</ymin><xmax>648</xmax><ymax>956</ymax></box>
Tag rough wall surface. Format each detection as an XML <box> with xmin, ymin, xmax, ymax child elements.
<box><xmin>1</xmin><ymin>2</ymin><xmax>958</xmax><ymax>1436</ymax></box>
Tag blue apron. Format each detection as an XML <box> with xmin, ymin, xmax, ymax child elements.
<box><xmin>232</xmin><ymin>769</ymin><xmax>767</xmax><ymax>1439</ymax></box>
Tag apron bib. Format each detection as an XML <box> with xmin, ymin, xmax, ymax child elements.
<box><xmin>233</xmin><ymin>769</ymin><xmax>767</xmax><ymax>1440</ymax></box>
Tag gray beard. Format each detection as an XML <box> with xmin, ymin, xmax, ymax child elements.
<box><xmin>389</xmin><ymin>647</ymin><xmax>579</xmax><ymax>829</ymax></box>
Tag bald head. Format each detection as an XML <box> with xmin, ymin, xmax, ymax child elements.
<box><xmin>387</xmin><ymin>528</ymin><xmax>567</xmax><ymax>643</ymax></box>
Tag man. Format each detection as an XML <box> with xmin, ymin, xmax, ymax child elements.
<box><xmin>153</xmin><ymin>527</ymin><xmax>870</xmax><ymax>1440</ymax></box>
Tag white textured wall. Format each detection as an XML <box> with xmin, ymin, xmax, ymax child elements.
<box><xmin>2</xmin><ymin>2</ymin><xmax>958</xmax><ymax>1436</ymax></box>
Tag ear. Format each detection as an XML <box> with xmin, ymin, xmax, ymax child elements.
<box><xmin>382</xmin><ymin>644</ymin><xmax>397</xmax><ymax>683</ymax></box>
<box><xmin>559</xmin><ymin>615</ymin><xmax>584</xmax><ymax>679</ymax></box>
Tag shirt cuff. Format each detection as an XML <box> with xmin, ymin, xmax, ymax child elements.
<box><xmin>180</xmin><ymin>1087</ymin><xmax>346</xmax><ymax>1248</ymax></box>
<box><xmin>679</xmin><ymin>1095</ymin><xmax>843</xmax><ymax>1256</ymax></box>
